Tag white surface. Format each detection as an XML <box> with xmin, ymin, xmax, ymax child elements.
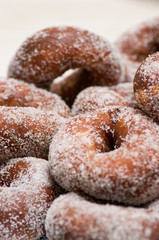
<box><xmin>0</xmin><ymin>0</ymin><xmax>159</xmax><ymax>76</ymax></box>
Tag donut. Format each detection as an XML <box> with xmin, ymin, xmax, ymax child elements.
<box><xmin>0</xmin><ymin>77</ymin><xmax>70</xmax><ymax>118</ymax></box>
<box><xmin>134</xmin><ymin>52</ymin><xmax>159</xmax><ymax>122</ymax></box>
<box><xmin>49</xmin><ymin>106</ymin><xmax>159</xmax><ymax>205</ymax></box>
<box><xmin>50</xmin><ymin>68</ymin><xmax>89</xmax><ymax>107</ymax></box>
<box><xmin>8</xmin><ymin>26</ymin><xmax>124</xmax><ymax>89</ymax></box>
<box><xmin>109</xmin><ymin>82</ymin><xmax>137</xmax><ymax>107</ymax></box>
<box><xmin>45</xmin><ymin>192</ymin><xmax>159</xmax><ymax>240</ymax></box>
<box><xmin>149</xmin><ymin>198</ymin><xmax>159</xmax><ymax>211</ymax></box>
<box><xmin>0</xmin><ymin>157</ymin><xmax>62</xmax><ymax>240</ymax></box>
<box><xmin>0</xmin><ymin>106</ymin><xmax>65</xmax><ymax>162</ymax></box>
<box><xmin>116</xmin><ymin>17</ymin><xmax>159</xmax><ymax>82</ymax></box>
<box><xmin>71</xmin><ymin>82</ymin><xmax>137</xmax><ymax>116</ymax></box>
<box><xmin>71</xmin><ymin>86</ymin><xmax>129</xmax><ymax>116</ymax></box>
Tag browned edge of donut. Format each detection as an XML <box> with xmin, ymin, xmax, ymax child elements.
<box><xmin>45</xmin><ymin>192</ymin><xmax>159</xmax><ymax>240</ymax></box>
<box><xmin>0</xmin><ymin>157</ymin><xmax>63</xmax><ymax>239</ymax></box>
<box><xmin>0</xmin><ymin>77</ymin><xmax>70</xmax><ymax>118</ymax></box>
<box><xmin>8</xmin><ymin>26</ymin><xmax>124</xmax><ymax>90</ymax></box>
<box><xmin>116</xmin><ymin>17</ymin><xmax>159</xmax><ymax>82</ymax></box>
<box><xmin>134</xmin><ymin>52</ymin><xmax>159</xmax><ymax>122</ymax></box>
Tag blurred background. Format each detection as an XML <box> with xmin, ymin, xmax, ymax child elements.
<box><xmin>1</xmin><ymin>0</ymin><xmax>159</xmax><ymax>76</ymax></box>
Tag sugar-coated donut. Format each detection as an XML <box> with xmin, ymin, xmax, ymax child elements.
<box><xmin>0</xmin><ymin>157</ymin><xmax>62</xmax><ymax>240</ymax></box>
<box><xmin>45</xmin><ymin>192</ymin><xmax>159</xmax><ymax>240</ymax></box>
<box><xmin>116</xmin><ymin>17</ymin><xmax>159</xmax><ymax>82</ymax></box>
<box><xmin>0</xmin><ymin>106</ymin><xmax>65</xmax><ymax>162</ymax></box>
<box><xmin>109</xmin><ymin>82</ymin><xmax>137</xmax><ymax>107</ymax></box>
<box><xmin>71</xmin><ymin>86</ymin><xmax>129</xmax><ymax>116</ymax></box>
<box><xmin>8</xmin><ymin>26</ymin><xmax>124</xmax><ymax>89</ymax></box>
<box><xmin>49</xmin><ymin>106</ymin><xmax>159</xmax><ymax>205</ymax></box>
<box><xmin>71</xmin><ymin>82</ymin><xmax>137</xmax><ymax>116</ymax></box>
<box><xmin>0</xmin><ymin>77</ymin><xmax>70</xmax><ymax>118</ymax></box>
<box><xmin>134</xmin><ymin>52</ymin><xmax>159</xmax><ymax>122</ymax></box>
<box><xmin>50</xmin><ymin>68</ymin><xmax>88</xmax><ymax>107</ymax></box>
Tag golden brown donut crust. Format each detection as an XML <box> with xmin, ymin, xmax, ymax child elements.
<box><xmin>0</xmin><ymin>77</ymin><xmax>70</xmax><ymax>118</ymax></box>
<box><xmin>134</xmin><ymin>52</ymin><xmax>159</xmax><ymax>122</ymax></box>
<box><xmin>49</xmin><ymin>106</ymin><xmax>159</xmax><ymax>205</ymax></box>
<box><xmin>8</xmin><ymin>26</ymin><xmax>124</xmax><ymax>88</ymax></box>
<box><xmin>116</xmin><ymin>17</ymin><xmax>159</xmax><ymax>82</ymax></box>
<box><xmin>71</xmin><ymin>82</ymin><xmax>137</xmax><ymax>116</ymax></box>
<box><xmin>0</xmin><ymin>157</ymin><xmax>62</xmax><ymax>240</ymax></box>
<box><xmin>71</xmin><ymin>86</ymin><xmax>129</xmax><ymax>116</ymax></box>
<box><xmin>45</xmin><ymin>193</ymin><xmax>159</xmax><ymax>240</ymax></box>
<box><xmin>0</xmin><ymin>106</ymin><xmax>65</xmax><ymax>162</ymax></box>
<box><xmin>109</xmin><ymin>82</ymin><xmax>137</xmax><ymax>107</ymax></box>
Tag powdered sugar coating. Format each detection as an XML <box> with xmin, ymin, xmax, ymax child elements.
<box><xmin>0</xmin><ymin>106</ymin><xmax>65</xmax><ymax>162</ymax></box>
<box><xmin>0</xmin><ymin>157</ymin><xmax>61</xmax><ymax>240</ymax></box>
<box><xmin>71</xmin><ymin>82</ymin><xmax>137</xmax><ymax>116</ymax></box>
<box><xmin>49</xmin><ymin>106</ymin><xmax>159</xmax><ymax>205</ymax></box>
<box><xmin>116</xmin><ymin>17</ymin><xmax>159</xmax><ymax>82</ymax></box>
<box><xmin>148</xmin><ymin>198</ymin><xmax>159</xmax><ymax>211</ymax></box>
<box><xmin>71</xmin><ymin>86</ymin><xmax>128</xmax><ymax>116</ymax></box>
<box><xmin>45</xmin><ymin>192</ymin><xmax>159</xmax><ymax>240</ymax></box>
<box><xmin>110</xmin><ymin>82</ymin><xmax>137</xmax><ymax>107</ymax></box>
<box><xmin>8</xmin><ymin>26</ymin><xmax>124</xmax><ymax>88</ymax></box>
<box><xmin>0</xmin><ymin>77</ymin><xmax>70</xmax><ymax>118</ymax></box>
<box><xmin>134</xmin><ymin>52</ymin><xmax>159</xmax><ymax>122</ymax></box>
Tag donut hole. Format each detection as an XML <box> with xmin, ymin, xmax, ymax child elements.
<box><xmin>50</xmin><ymin>68</ymin><xmax>92</xmax><ymax>107</ymax></box>
<box><xmin>114</xmin><ymin>116</ymin><xmax>129</xmax><ymax>148</ymax></box>
<box><xmin>103</xmin><ymin>116</ymin><xmax>129</xmax><ymax>152</ymax></box>
<box><xmin>94</xmin><ymin>115</ymin><xmax>126</xmax><ymax>154</ymax></box>
<box><xmin>107</xmin><ymin>136</ymin><xmax>115</xmax><ymax>151</ymax></box>
<box><xmin>0</xmin><ymin>160</ymin><xmax>31</xmax><ymax>187</ymax></box>
<box><xmin>97</xmin><ymin>132</ymin><xmax>115</xmax><ymax>153</ymax></box>
<box><xmin>96</xmin><ymin>128</ymin><xmax>122</xmax><ymax>154</ymax></box>
<box><xmin>107</xmin><ymin>132</ymin><xmax>118</xmax><ymax>151</ymax></box>
<box><xmin>105</xmin><ymin>131</ymin><xmax>125</xmax><ymax>152</ymax></box>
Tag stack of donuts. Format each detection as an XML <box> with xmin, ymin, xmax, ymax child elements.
<box><xmin>0</xmin><ymin>16</ymin><xmax>159</xmax><ymax>240</ymax></box>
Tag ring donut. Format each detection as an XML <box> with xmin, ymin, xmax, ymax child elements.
<box><xmin>71</xmin><ymin>86</ymin><xmax>129</xmax><ymax>116</ymax></box>
<box><xmin>0</xmin><ymin>106</ymin><xmax>65</xmax><ymax>162</ymax></box>
<box><xmin>71</xmin><ymin>82</ymin><xmax>137</xmax><ymax>116</ymax></box>
<box><xmin>0</xmin><ymin>77</ymin><xmax>70</xmax><ymax>117</ymax></box>
<box><xmin>45</xmin><ymin>192</ymin><xmax>159</xmax><ymax>240</ymax></box>
<box><xmin>134</xmin><ymin>52</ymin><xmax>159</xmax><ymax>122</ymax></box>
<box><xmin>0</xmin><ymin>157</ymin><xmax>62</xmax><ymax>240</ymax></box>
<box><xmin>109</xmin><ymin>82</ymin><xmax>137</xmax><ymax>107</ymax></box>
<box><xmin>116</xmin><ymin>17</ymin><xmax>159</xmax><ymax>81</ymax></box>
<box><xmin>8</xmin><ymin>26</ymin><xmax>124</xmax><ymax>89</ymax></box>
<box><xmin>49</xmin><ymin>106</ymin><xmax>159</xmax><ymax>205</ymax></box>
